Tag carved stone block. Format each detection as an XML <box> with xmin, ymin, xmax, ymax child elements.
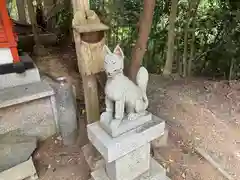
<box><xmin>87</xmin><ymin>115</ymin><xmax>165</xmax><ymax>163</ymax></box>
<box><xmin>106</xmin><ymin>143</ymin><xmax>150</xmax><ymax>180</ymax></box>
<box><xmin>100</xmin><ymin>112</ymin><xmax>152</xmax><ymax>137</ymax></box>
<box><xmin>91</xmin><ymin>158</ymin><xmax>166</xmax><ymax>180</ymax></box>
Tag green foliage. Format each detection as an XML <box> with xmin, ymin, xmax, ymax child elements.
<box><xmin>89</xmin><ymin>0</ymin><xmax>240</xmax><ymax>79</ymax></box>
<box><xmin>8</xmin><ymin>0</ymin><xmax>240</xmax><ymax>79</ymax></box>
<box><xmin>55</xmin><ymin>7</ymin><xmax>72</xmax><ymax>38</ymax></box>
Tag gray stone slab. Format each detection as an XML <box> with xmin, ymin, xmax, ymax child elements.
<box><xmin>0</xmin><ymin>130</ymin><xmax>37</xmax><ymax>172</ymax></box>
<box><xmin>0</xmin><ymin>81</ymin><xmax>54</xmax><ymax>108</ymax></box>
<box><xmin>0</xmin><ymin>97</ymin><xmax>57</xmax><ymax>141</ymax></box>
<box><xmin>87</xmin><ymin>115</ymin><xmax>165</xmax><ymax>163</ymax></box>
<box><xmin>100</xmin><ymin>113</ymin><xmax>152</xmax><ymax>137</ymax></box>
<box><xmin>91</xmin><ymin>158</ymin><xmax>166</xmax><ymax>180</ymax></box>
<box><xmin>106</xmin><ymin>143</ymin><xmax>150</xmax><ymax>180</ymax></box>
<box><xmin>0</xmin><ymin>55</ymin><xmax>41</xmax><ymax>90</ymax></box>
<box><xmin>0</xmin><ymin>157</ymin><xmax>38</xmax><ymax>180</ymax></box>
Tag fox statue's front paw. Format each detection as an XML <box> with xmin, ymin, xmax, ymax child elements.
<box><xmin>100</xmin><ymin>111</ymin><xmax>113</xmax><ymax>124</ymax></box>
<box><xmin>110</xmin><ymin>119</ymin><xmax>121</xmax><ymax>130</ymax></box>
<box><xmin>127</xmin><ymin>113</ymin><xmax>140</xmax><ymax>121</ymax></box>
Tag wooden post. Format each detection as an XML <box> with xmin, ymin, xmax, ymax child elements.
<box><xmin>71</xmin><ymin>0</ymin><xmax>100</xmax><ymax>124</ymax></box>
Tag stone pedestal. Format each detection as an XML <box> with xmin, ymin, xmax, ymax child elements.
<box><xmin>87</xmin><ymin>114</ymin><xmax>171</xmax><ymax>180</ymax></box>
<box><xmin>0</xmin><ymin>81</ymin><xmax>58</xmax><ymax>141</ymax></box>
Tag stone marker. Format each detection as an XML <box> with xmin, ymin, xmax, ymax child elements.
<box><xmin>87</xmin><ymin>45</ymin><xmax>171</xmax><ymax>180</ymax></box>
<box><xmin>55</xmin><ymin>77</ymin><xmax>78</xmax><ymax>146</ymax></box>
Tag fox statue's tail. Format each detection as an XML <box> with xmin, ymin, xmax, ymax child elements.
<box><xmin>136</xmin><ymin>66</ymin><xmax>149</xmax><ymax>110</ymax></box>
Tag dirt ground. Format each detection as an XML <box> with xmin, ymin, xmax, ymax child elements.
<box><xmin>33</xmin><ymin>45</ymin><xmax>240</xmax><ymax>180</ymax></box>
<box><xmin>149</xmin><ymin>75</ymin><xmax>240</xmax><ymax>180</ymax></box>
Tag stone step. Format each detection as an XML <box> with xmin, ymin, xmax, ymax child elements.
<box><xmin>0</xmin><ymin>81</ymin><xmax>58</xmax><ymax>141</ymax></box>
<box><xmin>0</xmin><ymin>157</ymin><xmax>38</xmax><ymax>180</ymax></box>
<box><xmin>0</xmin><ymin>81</ymin><xmax>54</xmax><ymax>108</ymax></box>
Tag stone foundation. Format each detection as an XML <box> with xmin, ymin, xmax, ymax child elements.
<box><xmin>87</xmin><ymin>114</ymin><xmax>171</xmax><ymax>180</ymax></box>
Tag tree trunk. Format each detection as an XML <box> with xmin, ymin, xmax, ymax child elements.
<box><xmin>176</xmin><ymin>36</ymin><xmax>182</xmax><ymax>75</ymax></box>
<box><xmin>27</xmin><ymin>0</ymin><xmax>40</xmax><ymax>47</ymax></box>
<box><xmin>44</xmin><ymin>0</ymin><xmax>56</xmax><ymax>31</ymax></box>
<box><xmin>163</xmin><ymin>0</ymin><xmax>178</xmax><ymax>76</ymax></box>
<box><xmin>228</xmin><ymin>58</ymin><xmax>234</xmax><ymax>81</ymax></box>
<box><xmin>188</xmin><ymin>28</ymin><xmax>195</xmax><ymax>76</ymax></box>
<box><xmin>187</xmin><ymin>0</ymin><xmax>200</xmax><ymax>76</ymax></box>
<box><xmin>16</xmin><ymin>0</ymin><xmax>27</xmax><ymax>23</ymax></box>
<box><xmin>128</xmin><ymin>0</ymin><xmax>156</xmax><ymax>82</ymax></box>
<box><xmin>182</xmin><ymin>22</ymin><xmax>189</xmax><ymax>77</ymax></box>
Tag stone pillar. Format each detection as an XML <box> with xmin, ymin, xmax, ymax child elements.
<box><xmin>87</xmin><ymin>115</ymin><xmax>171</xmax><ymax>180</ymax></box>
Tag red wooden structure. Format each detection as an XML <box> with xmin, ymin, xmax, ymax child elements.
<box><xmin>0</xmin><ymin>0</ymin><xmax>20</xmax><ymax>64</ymax></box>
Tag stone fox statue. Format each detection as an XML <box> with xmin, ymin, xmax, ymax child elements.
<box><xmin>101</xmin><ymin>44</ymin><xmax>149</xmax><ymax>128</ymax></box>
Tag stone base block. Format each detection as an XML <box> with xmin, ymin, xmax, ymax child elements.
<box><xmin>106</xmin><ymin>143</ymin><xmax>150</xmax><ymax>180</ymax></box>
<box><xmin>87</xmin><ymin>115</ymin><xmax>165</xmax><ymax>163</ymax></box>
<box><xmin>0</xmin><ymin>157</ymin><xmax>38</xmax><ymax>180</ymax></box>
<box><xmin>100</xmin><ymin>112</ymin><xmax>152</xmax><ymax>137</ymax></box>
<box><xmin>91</xmin><ymin>158</ymin><xmax>167</xmax><ymax>180</ymax></box>
<box><xmin>82</xmin><ymin>143</ymin><xmax>105</xmax><ymax>172</ymax></box>
<box><xmin>151</xmin><ymin>127</ymin><xmax>169</xmax><ymax>148</ymax></box>
<box><xmin>0</xmin><ymin>82</ymin><xmax>58</xmax><ymax>141</ymax></box>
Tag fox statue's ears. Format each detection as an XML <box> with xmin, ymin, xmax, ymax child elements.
<box><xmin>103</xmin><ymin>45</ymin><xmax>112</xmax><ymax>54</ymax></box>
<box><xmin>104</xmin><ymin>44</ymin><xmax>124</xmax><ymax>58</ymax></box>
<box><xmin>113</xmin><ymin>44</ymin><xmax>124</xmax><ymax>58</ymax></box>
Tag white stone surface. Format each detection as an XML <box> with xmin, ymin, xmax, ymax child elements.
<box><xmin>151</xmin><ymin>127</ymin><xmax>169</xmax><ymax>148</ymax></box>
<box><xmin>100</xmin><ymin>113</ymin><xmax>152</xmax><ymax>137</ymax></box>
<box><xmin>106</xmin><ymin>143</ymin><xmax>150</xmax><ymax>180</ymax></box>
<box><xmin>87</xmin><ymin>115</ymin><xmax>165</xmax><ymax>163</ymax></box>
<box><xmin>91</xmin><ymin>158</ymin><xmax>167</xmax><ymax>180</ymax></box>
<box><xmin>0</xmin><ymin>48</ymin><xmax>13</xmax><ymax>65</ymax></box>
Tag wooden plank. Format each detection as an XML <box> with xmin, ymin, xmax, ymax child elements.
<box><xmin>82</xmin><ymin>75</ymin><xmax>100</xmax><ymax>123</ymax></box>
<box><xmin>74</xmin><ymin>24</ymin><xmax>109</xmax><ymax>33</ymax></box>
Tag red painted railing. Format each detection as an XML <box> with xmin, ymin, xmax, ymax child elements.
<box><xmin>0</xmin><ymin>0</ymin><xmax>20</xmax><ymax>63</ymax></box>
